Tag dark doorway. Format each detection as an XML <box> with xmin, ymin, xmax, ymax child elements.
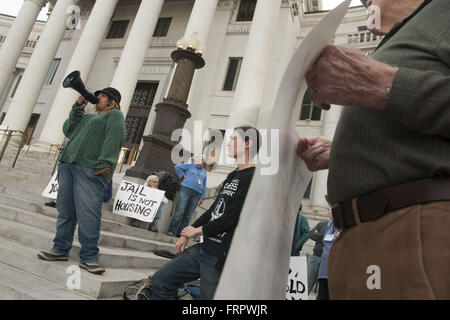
<box><xmin>125</xmin><ymin>82</ymin><xmax>159</xmax><ymax>151</ymax></box>
<box><xmin>24</xmin><ymin>113</ymin><xmax>40</xmax><ymax>145</ymax></box>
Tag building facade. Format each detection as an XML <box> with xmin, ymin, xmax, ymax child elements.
<box><xmin>0</xmin><ymin>0</ymin><xmax>380</xmax><ymax>240</ymax></box>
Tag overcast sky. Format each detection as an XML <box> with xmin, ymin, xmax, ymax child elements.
<box><xmin>0</xmin><ymin>0</ymin><xmax>362</xmax><ymax>21</ymax></box>
<box><xmin>0</xmin><ymin>0</ymin><xmax>50</xmax><ymax>21</ymax></box>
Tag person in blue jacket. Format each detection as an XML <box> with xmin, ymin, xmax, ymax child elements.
<box><xmin>167</xmin><ymin>155</ymin><xmax>207</xmax><ymax>237</ymax></box>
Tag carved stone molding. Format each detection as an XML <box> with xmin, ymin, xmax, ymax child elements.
<box><xmin>226</xmin><ymin>23</ymin><xmax>251</xmax><ymax>34</ymax></box>
<box><xmin>217</xmin><ymin>0</ymin><xmax>234</xmax><ymax>11</ymax></box>
<box><xmin>77</xmin><ymin>0</ymin><xmax>96</xmax><ymax>16</ymax></box>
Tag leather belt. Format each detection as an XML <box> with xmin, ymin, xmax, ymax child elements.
<box><xmin>331</xmin><ymin>176</ymin><xmax>450</xmax><ymax>229</ymax></box>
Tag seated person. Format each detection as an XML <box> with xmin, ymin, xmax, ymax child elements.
<box><xmin>138</xmin><ymin>126</ymin><xmax>262</xmax><ymax>300</ymax></box>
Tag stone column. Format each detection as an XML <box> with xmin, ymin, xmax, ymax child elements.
<box><xmin>125</xmin><ymin>0</ymin><xmax>219</xmax><ymax>179</ymax></box>
<box><xmin>0</xmin><ymin>0</ymin><xmax>47</xmax><ymax>99</ymax></box>
<box><xmin>3</xmin><ymin>0</ymin><xmax>77</xmax><ymax>138</ymax></box>
<box><xmin>39</xmin><ymin>0</ymin><xmax>118</xmax><ymax>145</ymax></box>
<box><xmin>182</xmin><ymin>0</ymin><xmax>219</xmax><ymax>49</ymax></box>
<box><xmin>110</xmin><ymin>0</ymin><xmax>164</xmax><ymax>116</ymax></box>
<box><xmin>227</xmin><ymin>0</ymin><xmax>282</xmax><ymax>129</ymax></box>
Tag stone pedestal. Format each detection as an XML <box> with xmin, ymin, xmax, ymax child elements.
<box><xmin>125</xmin><ymin>49</ymin><xmax>204</xmax><ymax>179</ymax></box>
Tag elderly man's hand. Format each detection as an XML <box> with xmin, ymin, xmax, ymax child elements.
<box><xmin>297</xmin><ymin>136</ymin><xmax>331</xmax><ymax>171</ymax></box>
<box><xmin>306</xmin><ymin>45</ymin><xmax>399</xmax><ymax>110</ymax></box>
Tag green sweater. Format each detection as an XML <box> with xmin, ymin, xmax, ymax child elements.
<box><xmin>59</xmin><ymin>104</ymin><xmax>126</xmax><ymax>183</ymax></box>
<box><xmin>328</xmin><ymin>0</ymin><xmax>450</xmax><ymax>203</ymax></box>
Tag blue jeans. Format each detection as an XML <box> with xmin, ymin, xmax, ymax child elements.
<box><xmin>52</xmin><ymin>163</ymin><xmax>107</xmax><ymax>263</ymax></box>
<box><xmin>168</xmin><ymin>186</ymin><xmax>202</xmax><ymax>236</ymax></box>
<box><xmin>155</xmin><ymin>203</ymin><xmax>164</xmax><ymax>220</ymax></box>
<box><xmin>307</xmin><ymin>255</ymin><xmax>321</xmax><ymax>294</ymax></box>
<box><xmin>151</xmin><ymin>243</ymin><xmax>221</xmax><ymax>300</ymax></box>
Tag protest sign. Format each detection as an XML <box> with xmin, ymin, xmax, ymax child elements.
<box><xmin>215</xmin><ymin>1</ymin><xmax>351</xmax><ymax>299</ymax></box>
<box><xmin>113</xmin><ymin>180</ymin><xmax>165</xmax><ymax>223</ymax></box>
<box><xmin>286</xmin><ymin>256</ymin><xmax>308</xmax><ymax>300</ymax></box>
<box><xmin>41</xmin><ymin>170</ymin><xmax>58</xmax><ymax>200</ymax></box>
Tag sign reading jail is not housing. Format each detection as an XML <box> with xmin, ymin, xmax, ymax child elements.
<box><xmin>113</xmin><ymin>180</ymin><xmax>165</xmax><ymax>223</ymax></box>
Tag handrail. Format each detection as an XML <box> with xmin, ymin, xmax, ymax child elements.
<box><xmin>0</xmin><ymin>129</ymin><xmax>27</xmax><ymax>167</ymax></box>
<box><xmin>118</xmin><ymin>147</ymin><xmax>138</xmax><ymax>173</ymax></box>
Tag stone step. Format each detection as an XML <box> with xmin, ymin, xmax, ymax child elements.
<box><xmin>0</xmin><ymin>262</ymin><xmax>93</xmax><ymax>300</ymax></box>
<box><xmin>0</xmin><ymin>236</ymin><xmax>155</xmax><ymax>299</ymax></box>
<box><xmin>0</xmin><ymin>217</ymin><xmax>171</xmax><ymax>269</ymax></box>
<box><xmin>0</xmin><ymin>158</ymin><xmax>56</xmax><ymax>173</ymax></box>
<box><xmin>0</xmin><ymin>203</ymin><xmax>176</xmax><ymax>255</ymax></box>
<box><xmin>0</xmin><ymin>192</ymin><xmax>180</xmax><ymax>245</ymax></box>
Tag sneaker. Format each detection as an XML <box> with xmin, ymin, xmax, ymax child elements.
<box><xmin>79</xmin><ymin>262</ymin><xmax>105</xmax><ymax>275</ymax></box>
<box><xmin>37</xmin><ymin>250</ymin><xmax>69</xmax><ymax>261</ymax></box>
<box><xmin>44</xmin><ymin>201</ymin><xmax>56</xmax><ymax>208</ymax></box>
<box><xmin>136</xmin><ymin>280</ymin><xmax>152</xmax><ymax>300</ymax></box>
<box><xmin>167</xmin><ymin>231</ymin><xmax>175</xmax><ymax>237</ymax></box>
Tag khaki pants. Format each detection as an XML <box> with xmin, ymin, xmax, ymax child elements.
<box><xmin>328</xmin><ymin>201</ymin><xmax>450</xmax><ymax>299</ymax></box>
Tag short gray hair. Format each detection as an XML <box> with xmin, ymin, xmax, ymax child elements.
<box><xmin>146</xmin><ymin>175</ymin><xmax>159</xmax><ymax>186</ymax></box>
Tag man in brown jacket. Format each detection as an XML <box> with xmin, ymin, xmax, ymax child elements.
<box><xmin>297</xmin><ymin>0</ymin><xmax>450</xmax><ymax>299</ymax></box>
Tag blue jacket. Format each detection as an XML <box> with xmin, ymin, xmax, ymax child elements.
<box><xmin>175</xmin><ymin>163</ymin><xmax>207</xmax><ymax>199</ymax></box>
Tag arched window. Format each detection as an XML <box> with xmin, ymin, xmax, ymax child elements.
<box><xmin>299</xmin><ymin>89</ymin><xmax>322</xmax><ymax>121</ymax></box>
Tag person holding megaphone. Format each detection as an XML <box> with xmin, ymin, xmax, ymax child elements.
<box><xmin>38</xmin><ymin>75</ymin><xmax>125</xmax><ymax>275</ymax></box>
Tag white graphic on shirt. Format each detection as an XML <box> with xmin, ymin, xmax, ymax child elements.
<box><xmin>211</xmin><ymin>198</ymin><xmax>226</xmax><ymax>221</ymax></box>
<box><xmin>221</xmin><ymin>178</ymin><xmax>240</xmax><ymax>197</ymax></box>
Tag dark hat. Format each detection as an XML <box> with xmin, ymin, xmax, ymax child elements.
<box><xmin>94</xmin><ymin>87</ymin><xmax>121</xmax><ymax>106</ymax></box>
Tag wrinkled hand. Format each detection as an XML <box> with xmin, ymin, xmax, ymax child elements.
<box><xmin>94</xmin><ymin>168</ymin><xmax>111</xmax><ymax>177</ymax></box>
<box><xmin>175</xmin><ymin>236</ymin><xmax>188</xmax><ymax>255</ymax></box>
<box><xmin>296</xmin><ymin>136</ymin><xmax>331</xmax><ymax>171</ymax></box>
<box><xmin>306</xmin><ymin>45</ymin><xmax>398</xmax><ymax>110</ymax></box>
<box><xmin>181</xmin><ymin>226</ymin><xmax>201</xmax><ymax>238</ymax></box>
<box><xmin>75</xmin><ymin>96</ymin><xmax>88</xmax><ymax>109</ymax></box>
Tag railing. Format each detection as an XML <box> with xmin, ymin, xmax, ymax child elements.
<box><xmin>51</xmin><ymin>144</ymin><xmax>64</xmax><ymax>175</ymax></box>
<box><xmin>118</xmin><ymin>147</ymin><xmax>139</xmax><ymax>173</ymax></box>
<box><xmin>0</xmin><ymin>129</ymin><xmax>27</xmax><ymax>168</ymax></box>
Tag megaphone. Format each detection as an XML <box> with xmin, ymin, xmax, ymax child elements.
<box><xmin>62</xmin><ymin>70</ymin><xmax>99</xmax><ymax>104</ymax></box>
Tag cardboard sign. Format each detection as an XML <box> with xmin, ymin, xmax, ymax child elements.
<box><xmin>286</xmin><ymin>256</ymin><xmax>308</xmax><ymax>300</ymax></box>
<box><xmin>215</xmin><ymin>1</ymin><xmax>351</xmax><ymax>299</ymax></box>
<box><xmin>113</xmin><ymin>180</ymin><xmax>165</xmax><ymax>223</ymax></box>
<box><xmin>41</xmin><ymin>170</ymin><xmax>58</xmax><ymax>200</ymax></box>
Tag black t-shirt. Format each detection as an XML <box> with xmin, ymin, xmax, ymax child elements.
<box><xmin>192</xmin><ymin>166</ymin><xmax>255</xmax><ymax>263</ymax></box>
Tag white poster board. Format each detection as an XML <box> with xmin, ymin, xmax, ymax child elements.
<box><xmin>113</xmin><ymin>180</ymin><xmax>165</xmax><ymax>223</ymax></box>
<box><xmin>286</xmin><ymin>256</ymin><xmax>308</xmax><ymax>300</ymax></box>
<box><xmin>215</xmin><ymin>1</ymin><xmax>351</xmax><ymax>299</ymax></box>
<box><xmin>41</xmin><ymin>170</ymin><xmax>58</xmax><ymax>200</ymax></box>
